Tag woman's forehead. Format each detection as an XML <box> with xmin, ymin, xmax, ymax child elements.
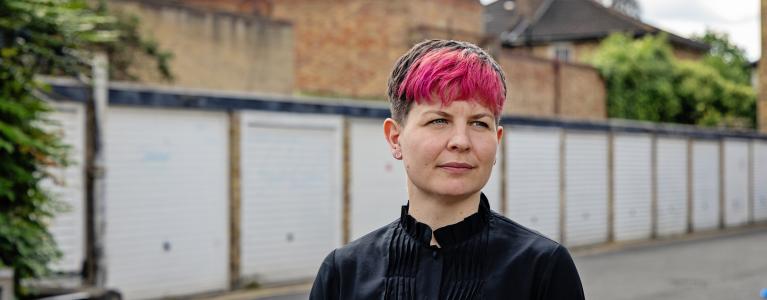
<box><xmin>409</xmin><ymin>99</ymin><xmax>494</xmax><ymax>116</ymax></box>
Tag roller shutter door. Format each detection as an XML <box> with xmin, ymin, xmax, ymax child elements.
<box><xmin>564</xmin><ymin>132</ymin><xmax>609</xmax><ymax>247</ymax></box>
<box><xmin>656</xmin><ymin>138</ymin><xmax>688</xmax><ymax>236</ymax></box>
<box><xmin>240</xmin><ymin>112</ymin><xmax>342</xmax><ymax>283</ymax></box>
<box><xmin>105</xmin><ymin>107</ymin><xmax>229</xmax><ymax>299</ymax></box>
<box><xmin>691</xmin><ymin>140</ymin><xmax>720</xmax><ymax>231</ymax></box>
<box><xmin>613</xmin><ymin>134</ymin><xmax>652</xmax><ymax>241</ymax></box>
<box><xmin>45</xmin><ymin>103</ymin><xmax>86</xmax><ymax>273</ymax></box>
<box><xmin>349</xmin><ymin>119</ymin><xmax>409</xmax><ymax>241</ymax></box>
<box><xmin>754</xmin><ymin>141</ymin><xmax>767</xmax><ymax>221</ymax></box>
<box><xmin>723</xmin><ymin>139</ymin><xmax>749</xmax><ymax>227</ymax></box>
<box><xmin>505</xmin><ymin>127</ymin><xmax>561</xmax><ymax>241</ymax></box>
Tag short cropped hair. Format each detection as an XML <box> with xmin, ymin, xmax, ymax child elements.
<box><xmin>386</xmin><ymin>39</ymin><xmax>507</xmax><ymax>124</ymax></box>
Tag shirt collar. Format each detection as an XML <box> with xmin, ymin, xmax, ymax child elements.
<box><xmin>399</xmin><ymin>193</ymin><xmax>491</xmax><ymax>248</ymax></box>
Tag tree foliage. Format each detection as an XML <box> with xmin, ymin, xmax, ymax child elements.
<box><xmin>592</xmin><ymin>33</ymin><xmax>756</xmax><ymax>128</ymax></box>
<box><xmin>1</xmin><ymin>0</ymin><xmax>171</xmax><ymax>296</ymax></box>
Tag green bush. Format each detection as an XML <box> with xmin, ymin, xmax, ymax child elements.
<box><xmin>592</xmin><ymin>32</ymin><xmax>756</xmax><ymax>128</ymax></box>
<box><xmin>1</xmin><ymin>0</ymin><xmax>171</xmax><ymax>297</ymax></box>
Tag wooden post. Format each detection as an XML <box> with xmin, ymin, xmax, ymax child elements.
<box><xmin>607</xmin><ymin>131</ymin><xmax>615</xmax><ymax>242</ymax></box>
<box><xmin>748</xmin><ymin>141</ymin><xmax>755</xmax><ymax>224</ymax></box>
<box><xmin>499</xmin><ymin>125</ymin><xmax>508</xmax><ymax>216</ymax></box>
<box><xmin>759</xmin><ymin>0</ymin><xmax>767</xmax><ymax>133</ymax></box>
<box><xmin>559</xmin><ymin>130</ymin><xmax>567</xmax><ymax>244</ymax></box>
<box><xmin>85</xmin><ymin>52</ymin><xmax>108</xmax><ymax>287</ymax></box>
<box><xmin>686</xmin><ymin>138</ymin><xmax>694</xmax><ymax>233</ymax></box>
<box><xmin>650</xmin><ymin>134</ymin><xmax>658</xmax><ymax>239</ymax></box>
<box><xmin>342</xmin><ymin>118</ymin><xmax>351</xmax><ymax>245</ymax></box>
<box><xmin>228</xmin><ymin>112</ymin><xmax>242</xmax><ymax>289</ymax></box>
<box><xmin>719</xmin><ymin>139</ymin><xmax>726</xmax><ymax>229</ymax></box>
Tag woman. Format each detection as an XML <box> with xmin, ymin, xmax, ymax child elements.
<box><xmin>310</xmin><ymin>39</ymin><xmax>584</xmax><ymax>299</ymax></box>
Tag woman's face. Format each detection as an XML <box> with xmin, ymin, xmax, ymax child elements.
<box><xmin>384</xmin><ymin>100</ymin><xmax>503</xmax><ymax>201</ymax></box>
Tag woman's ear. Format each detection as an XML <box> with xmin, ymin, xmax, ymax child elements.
<box><xmin>496</xmin><ymin>125</ymin><xmax>504</xmax><ymax>145</ymax></box>
<box><xmin>383</xmin><ymin>118</ymin><xmax>403</xmax><ymax>160</ymax></box>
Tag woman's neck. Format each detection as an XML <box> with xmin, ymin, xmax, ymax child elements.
<box><xmin>406</xmin><ymin>188</ymin><xmax>482</xmax><ymax>246</ymax></box>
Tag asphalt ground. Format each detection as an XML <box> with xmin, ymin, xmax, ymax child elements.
<box><xmin>204</xmin><ymin>225</ymin><xmax>767</xmax><ymax>300</ymax></box>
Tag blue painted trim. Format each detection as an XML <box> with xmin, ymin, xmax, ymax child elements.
<box><xmin>48</xmin><ymin>82</ymin><xmax>767</xmax><ymax>141</ymax></box>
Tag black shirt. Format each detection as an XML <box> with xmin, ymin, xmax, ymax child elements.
<box><xmin>310</xmin><ymin>194</ymin><xmax>585</xmax><ymax>299</ymax></box>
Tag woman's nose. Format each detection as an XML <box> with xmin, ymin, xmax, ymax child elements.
<box><xmin>447</xmin><ymin>127</ymin><xmax>471</xmax><ymax>151</ymax></box>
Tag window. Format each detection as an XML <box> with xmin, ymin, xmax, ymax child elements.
<box><xmin>552</xmin><ymin>43</ymin><xmax>572</xmax><ymax>62</ymax></box>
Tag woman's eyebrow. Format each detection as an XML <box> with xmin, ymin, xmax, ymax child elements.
<box><xmin>470</xmin><ymin>113</ymin><xmax>493</xmax><ymax>119</ymax></box>
<box><xmin>423</xmin><ymin>110</ymin><xmax>451</xmax><ymax>117</ymax></box>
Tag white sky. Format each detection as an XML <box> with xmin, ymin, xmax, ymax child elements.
<box><xmin>481</xmin><ymin>0</ymin><xmax>762</xmax><ymax>61</ymax></box>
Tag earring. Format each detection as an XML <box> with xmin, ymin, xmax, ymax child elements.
<box><xmin>493</xmin><ymin>159</ymin><xmax>497</xmax><ymax>166</ymax></box>
<box><xmin>393</xmin><ymin>151</ymin><xmax>402</xmax><ymax>159</ymax></box>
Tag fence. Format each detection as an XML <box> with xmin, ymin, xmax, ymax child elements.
<box><xmin>44</xmin><ymin>78</ymin><xmax>767</xmax><ymax>299</ymax></box>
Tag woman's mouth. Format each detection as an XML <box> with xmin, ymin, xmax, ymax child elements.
<box><xmin>437</xmin><ymin>162</ymin><xmax>475</xmax><ymax>174</ymax></box>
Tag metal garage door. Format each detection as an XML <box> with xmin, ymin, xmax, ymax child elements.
<box><xmin>506</xmin><ymin>127</ymin><xmax>561</xmax><ymax>241</ymax></box>
<box><xmin>692</xmin><ymin>140</ymin><xmax>720</xmax><ymax>231</ymax></box>
<box><xmin>565</xmin><ymin>132</ymin><xmax>609</xmax><ymax>247</ymax></box>
<box><xmin>349</xmin><ymin>118</ymin><xmax>409</xmax><ymax>241</ymax></box>
<box><xmin>240</xmin><ymin>112</ymin><xmax>342</xmax><ymax>283</ymax></box>
<box><xmin>754</xmin><ymin>141</ymin><xmax>767</xmax><ymax>222</ymax></box>
<box><xmin>613</xmin><ymin>134</ymin><xmax>652</xmax><ymax>241</ymax></box>
<box><xmin>44</xmin><ymin>103</ymin><xmax>86</xmax><ymax>273</ymax></box>
<box><xmin>723</xmin><ymin>139</ymin><xmax>749</xmax><ymax>227</ymax></box>
<box><xmin>656</xmin><ymin>138</ymin><xmax>688</xmax><ymax>236</ymax></box>
<box><xmin>105</xmin><ymin>107</ymin><xmax>229</xmax><ymax>299</ymax></box>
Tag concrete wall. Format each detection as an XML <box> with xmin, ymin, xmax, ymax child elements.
<box><xmin>498</xmin><ymin>52</ymin><xmax>606</xmax><ymax>119</ymax></box>
<box><xmin>110</xmin><ymin>0</ymin><xmax>294</xmax><ymax>94</ymax></box>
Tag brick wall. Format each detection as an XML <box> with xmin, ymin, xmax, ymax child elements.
<box><xmin>172</xmin><ymin>0</ymin><xmax>484</xmax><ymax>100</ymax></box>
<box><xmin>497</xmin><ymin>52</ymin><xmax>606</xmax><ymax>119</ymax></box>
<box><xmin>110</xmin><ymin>0</ymin><xmax>294</xmax><ymax>94</ymax></box>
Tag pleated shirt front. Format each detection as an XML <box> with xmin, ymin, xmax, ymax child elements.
<box><xmin>310</xmin><ymin>194</ymin><xmax>585</xmax><ymax>300</ymax></box>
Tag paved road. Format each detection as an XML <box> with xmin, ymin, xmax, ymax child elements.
<box><xmin>255</xmin><ymin>228</ymin><xmax>767</xmax><ymax>300</ymax></box>
<box><xmin>576</xmin><ymin>229</ymin><xmax>767</xmax><ymax>300</ymax></box>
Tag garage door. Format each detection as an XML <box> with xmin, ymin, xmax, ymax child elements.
<box><xmin>754</xmin><ymin>141</ymin><xmax>767</xmax><ymax>222</ymax></box>
<box><xmin>240</xmin><ymin>112</ymin><xmax>342</xmax><ymax>283</ymax></box>
<box><xmin>656</xmin><ymin>138</ymin><xmax>688</xmax><ymax>236</ymax></box>
<box><xmin>45</xmin><ymin>103</ymin><xmax>86</xmax><ymax>273</ymax></box>
<box><xmin>565</xmin><ymin>132</ymin><xmax>609</xmax><ymax>247</ymax></box>
<box><xmin>349</xmin><ymin>118</ymin><xmax>408</xmax><ymax>241</ymax></box>
<box><xmin>723</xmin><ymin>139</ymin><xmax>749</xmax><ymax>227</ymax></box>
<box><xmin>613</xmin><ymin>134</ymin><xmax>653</xmax><ymax>241</ymax></box>
<box><xmin>692</xmin><ymin>140</ymin><xmax>720</xmax><ymax>231</ymax></box>
<box><xmin>505</xmin><ymin>127</ymin><xmax>561</xmax><ymax>241</ymax></box>
<box><xmin>105</xmin><ymin>107</ymin><xmax>229</xmax><ymax>299</ymax></box>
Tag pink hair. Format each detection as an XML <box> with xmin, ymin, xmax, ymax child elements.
<box><xmin>397</xmin><ymin>48</ymin><xmax>505</xmax><ymax>116</ymax></box>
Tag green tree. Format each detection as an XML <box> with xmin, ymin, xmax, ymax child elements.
<box><xmin>591</xmin><ymin>33</ymin><xmax>681</xmax><ymax>122</ymax></box>
<box><xmin>1</xmin><ymin>0</ymin><xmax>171</xmax><ymax>296</ymax></box>
<box><xmin>694</xmin><ymin>30</ymin><xmax>752</xmax><ymax>86</ymax></box>
<box><xmin>592</xmin><ymin>32</ymin><xmax>756</xmax><ymax>128</ymax></box>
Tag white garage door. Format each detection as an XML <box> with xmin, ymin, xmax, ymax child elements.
<box><xmin>240</xmin><ymin>112</ymin><xmax>342</xmax><ymax>284</ymax></box>
<box><xmin>506</xmin><ymin>127</ymin><xmax>561</xmax><ymax>241</ymax></box>
<box><xmin>656</xmin><ymin>137</ymin><xmax>688</xmax><ymax>237</ymax></box>
<box><xmin>105</xmin><ymin>107</ymin><xmax>229</xmax><ymax>299</ymax></box>
<box><xmin>692</xmin><ymin>140</ymin><xmax>720</xmax><ymax>231</ymax></box>
<box><xmin>565</xmin><ymin>132</ymin><xmax>609</xmax><ymax>247</ymax></box>
<box><xmin>613</xmin><ymin>134</ymin><xmax>653</xmax><ymax>241</ymax></box>
<box><xmin>723</xmin><ymin>139</ymin><xmax>749</xmax><ymax>227</ymax></box>
<box><xmin>45</xmin><ymin>103</ymin><xmax>86</xmax><ymax>273</ymax></box>
<box><xmin>349</xmin><ymin>118</ymin><xmax>408</xmax><ymax>241</ymax></box>
<box><xmin>754</xmin><ymin>141</ymin><xmax>767</xmax><ymax>222</ymax></box>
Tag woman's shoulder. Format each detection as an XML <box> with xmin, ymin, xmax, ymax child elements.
<box><xmin>327</xmin><ymin>220</ymin><xmax>398</xmax><ymax>265</ymax></box>
<box><xmin>488</xmin><ymin>211</ymin><xmax>563</xmax><ymax>254</ymax></box>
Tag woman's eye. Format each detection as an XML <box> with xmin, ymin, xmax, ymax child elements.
<box><xmin>429</xmin><ymin>119</ymin><xmax>449</xmax><ymax>126</ymax></box>
<box><xmin>471</xmin><ymin>121</ymin><xmax>490</xmax><ymax>128</ymax></box>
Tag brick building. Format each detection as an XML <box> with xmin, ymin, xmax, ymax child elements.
<box><xmin>111</xmin><ymin>0</ymin><xmax>607</xmax><ymax>120</ymax></box>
